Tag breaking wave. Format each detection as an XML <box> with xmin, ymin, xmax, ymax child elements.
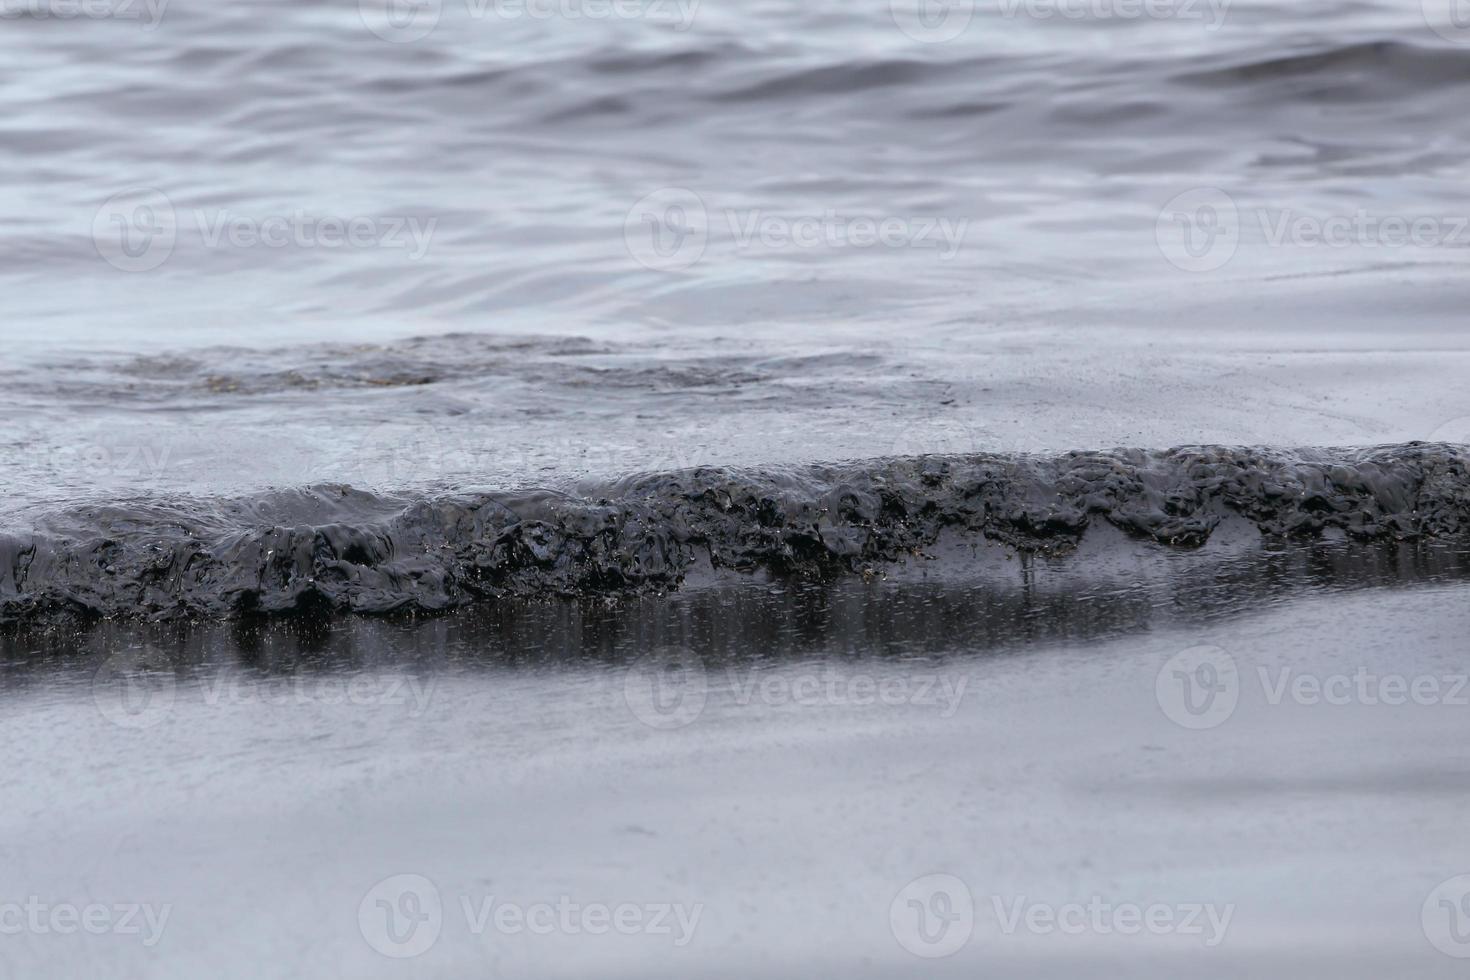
<box><xmin>4</xmin><ymin>444</ymin><xmax>1468</xmax><ymax>626</ymax></box>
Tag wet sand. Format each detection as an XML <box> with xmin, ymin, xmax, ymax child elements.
<box><xmin>2</xmin><ymin>537</ymin><xmax>1468</xmax><ymax>978</ymax></box>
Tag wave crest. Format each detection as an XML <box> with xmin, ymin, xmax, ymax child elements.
<box><xmin>3</xmin><ymin>444</ymin><xmax>1468</xmax><ymax>626</ymax></box>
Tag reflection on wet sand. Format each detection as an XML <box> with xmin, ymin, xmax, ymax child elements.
<box><xmin>5</xmin><ymin>534</ymin><xmax>1466</xmax><ymax>678</ymax></box>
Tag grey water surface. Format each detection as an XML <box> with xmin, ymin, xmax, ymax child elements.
<box><xmin>3</xmin><ymin>0</ymin><xmax>1470</xmax><ymax>511</ymax></box>
<box><xmin>3</xmin><ymin>0</ymin><xmax>1470</xmax><ymax>976</ymax></box>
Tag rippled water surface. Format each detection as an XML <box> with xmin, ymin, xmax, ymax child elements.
<box><xmin>4</xmin><ymin>2</ymin><xmax>1470</xmax><ymax>976</ymax></box>
<box><xmin>4</xmin><ymin>0</ymin><xmax>1470</xmax><ymax>513</ymax></box>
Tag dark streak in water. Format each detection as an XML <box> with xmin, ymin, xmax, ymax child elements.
<box><xmin>2</xmin><ymin>444</ymin><xmax>1466</xmax><ymax>627</ymax></box>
